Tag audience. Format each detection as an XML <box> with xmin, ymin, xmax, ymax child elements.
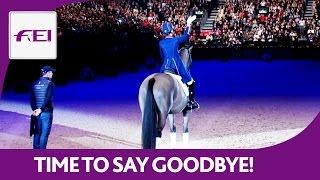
<box><xmin>56</xmin><ymin>0</ymin><xmax>320</xmax><ymax>48</ymax></box>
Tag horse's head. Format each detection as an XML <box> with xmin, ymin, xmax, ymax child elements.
<box><xmin>179</xmin><ymin>45</ymin><xmax>193</xmax><ymax>70</ymax></box>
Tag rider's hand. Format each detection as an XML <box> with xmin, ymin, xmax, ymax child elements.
<box><xmin>187</xmin><ymin>15</ymin><xmax>197</xmax><ymax>26</ymax></box>
<box><xmin>32</xmin><ymin>108</ymin><xmax>42</xmax><ymax>117</ymax></box>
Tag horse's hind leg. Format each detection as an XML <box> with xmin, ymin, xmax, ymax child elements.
<box><xmin>157</xmin><ymin>110</ymin><xmax>169</xmax><ymax>136</ymax></box>
<box><xmin>182</xmin><ymin>110</ymin><xmax>192</xmax><ymax>147</ymax></box>
<box><xmin>168</xmin><ymin>114</ymin><xmax>176</xmax><ymax>133</ymax></box>
<box><xmin>154</xmin><ymin>88</ymin><xmax>171</xmax><ymax>138</ymax></box>
<box><xmin>155</xmin><ymin>111</ymin><xmax>169</xmax><ymax>148</ymax></box>
<box><xmin>182</xmin><ymin>110</ymin><xmax>191</xmax><ymax>133</ymax></box>
<box><xmin>168</xmin><ymin>114</ymin><xmax>176</xmax><ymax>148</ymax></box>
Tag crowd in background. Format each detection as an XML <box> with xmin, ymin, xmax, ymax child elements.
<box><xmin>56</xmin><ymin>0</ymin><xmax>205</xmax><ymax>42</ymax></box>
<box><xmin>313</xmin><ymin>0</ymin><xmax>320</xmax><ymax>17</ymax></box>
<box><xmin>56</xmin><ymin>0</ymin><xmax>320</xmax><ymax>49</ymax></box>
<box><xmin>197</xmin><ymin>0</ymin><xmax>320</xmax><ymax>47</ymax></box>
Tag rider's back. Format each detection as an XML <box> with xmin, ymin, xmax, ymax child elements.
<box><xmin>159</xmin><ymin>33</ymin><xmax>189</xmax><ymax>74</ymax></box>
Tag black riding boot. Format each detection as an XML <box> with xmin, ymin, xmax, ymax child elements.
<box><xmin>187</xmin><ymin>82</ymin><xmax>200</xmax><ymax>110</ymax></box>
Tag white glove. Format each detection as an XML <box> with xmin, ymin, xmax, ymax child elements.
<box><xmin>187</xmin><ymin>15</ymin><xmax>197</xmax><ymax>26</ymax></box>
<box><xmin>187</xmin><ymin>79</ymin><xmax>195</xmax><ymax>86</ymax></box>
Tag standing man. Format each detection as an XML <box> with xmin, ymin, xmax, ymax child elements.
<box><xmin>30</xmin><ymin>66</ymin><xmax>55</xmax><ymax>149</ymax></box>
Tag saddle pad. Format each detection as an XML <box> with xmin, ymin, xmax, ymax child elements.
<box><xmin>165</xmin><ymin>72</ymin><xmax>189</xmax><ymax>97</ymax></box>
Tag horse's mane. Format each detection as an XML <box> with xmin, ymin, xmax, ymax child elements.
<box><xmin>179</xmin><ymin>46</ymin><xmax>192</xmax><ymax>69</ymax></box>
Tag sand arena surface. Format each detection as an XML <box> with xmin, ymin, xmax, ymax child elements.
<box><xmin>0</xmin><ymin>97</ymin><xmax>318</xmax><ymax>149</ymax></box>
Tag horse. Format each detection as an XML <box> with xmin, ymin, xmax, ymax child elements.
<box><xmin>139</xmin><ymin>46</ymin><xmax>193</xmax><ymax>149</ymax></box>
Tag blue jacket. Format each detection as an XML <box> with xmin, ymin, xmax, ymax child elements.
<box><xmin>31</xmin><ymin>77</ymin><xmax>54</xmax><ymax>113</ymax></box>
<box><xmin>159</xmin><ymin>27</ymin><xmax>193</xmax><ymax>84</ymax></box>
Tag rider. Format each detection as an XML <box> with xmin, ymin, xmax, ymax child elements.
<box><xmin>159</xmin><ymin>15</ymin><xmax>199</xmax><ymax>110</ymax></box>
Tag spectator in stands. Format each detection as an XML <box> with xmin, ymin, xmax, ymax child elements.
<box><xmin>56</xmin><ymin>0</ymin><xmax>320</xmax><ymax>48</ymax></box>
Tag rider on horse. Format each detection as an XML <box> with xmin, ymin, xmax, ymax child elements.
<box><xmin>159</xmin><ymin>15</ymin><xmax>200</xmax><ymax>110</ymax></box>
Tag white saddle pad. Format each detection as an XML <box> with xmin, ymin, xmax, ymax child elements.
<box><xmin>165</xmin><ymin>72</ymin><xmax>189</xmax><ymax>96</ymax></box>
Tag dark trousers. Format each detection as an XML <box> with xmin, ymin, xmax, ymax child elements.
<box><xmin>33</xmin><ymin>112</ymin><xmax>53</xmax><ymax>149</ymax></box>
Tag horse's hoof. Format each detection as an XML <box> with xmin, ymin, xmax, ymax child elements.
<box><xmin>172</xmin><ymin>126</ymin><xmax>176</xmax><ymax>133</ymax></box>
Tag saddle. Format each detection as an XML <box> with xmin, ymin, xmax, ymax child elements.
<box><xmin>164</xmin><ymin>72</ymin><xmax>189</xmax><ymax>97</ymax></box>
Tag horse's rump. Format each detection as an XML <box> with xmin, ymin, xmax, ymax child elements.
<box><xmin>164</xmin><ymin>72</ymin><xmax>189</xmax><ymax>97</ymax></box>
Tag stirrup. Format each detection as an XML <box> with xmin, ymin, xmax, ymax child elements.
<box><xmin>191</xmin><ymin>101</ymin><xmax>200</xmax><ymax>110</ymax></box>
<box><xmin>188</xmin><ymin>100</ymin><xmax>199</xmax><ymax>110</ymax></box>
<box><xmin>184</xmin><ymin>101</ymin><xmax>199</xmax><ymax>111</ymax></box>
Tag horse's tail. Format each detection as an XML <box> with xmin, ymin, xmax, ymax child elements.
<box><xmin>142</xmin><ymin>78</ymin><xmax>157</xmax><ymax>149</ymax></box>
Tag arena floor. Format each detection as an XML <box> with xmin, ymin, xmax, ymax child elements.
<box><xmin>0</xmin><ymin>60</ymin><xmax>319</xmax><ymax>149</ymax></box>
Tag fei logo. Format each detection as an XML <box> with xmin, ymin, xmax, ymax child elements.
<box><xmin>14</xmin><ymin>30</ymin><xmax>52</xmax><ymax>42</ymax></box>
<box><xmin>9</xmin><ymin>11</ymin><xmax>57</xmax><ymax>59</ymax></box>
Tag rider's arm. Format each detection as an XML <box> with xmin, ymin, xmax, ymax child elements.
<box><xmin>176</xmin><ymin>15</ymin><xmax>196</xmax><ymax>45</ymax></box>
<box><xmin>159</xmin><ymin>42</ymin><xmax>165</xmax><ymax>60</ymax></box>
<box><xmin>176</xmin><ymin>26</ymin><xmax>191</xmax><ymax>44</ymax></box>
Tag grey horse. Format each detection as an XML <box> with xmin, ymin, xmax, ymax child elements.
<box><xmin>139</xmin><ymin>46</ymin><xmax>193</xmax><ymax>149</ymax></box>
